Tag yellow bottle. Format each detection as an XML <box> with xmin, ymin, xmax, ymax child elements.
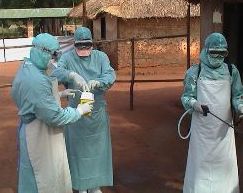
<box><xmin>80</xmin><ymin>92</ymin><xmax>94</xmax><ymax>116</ymax></box>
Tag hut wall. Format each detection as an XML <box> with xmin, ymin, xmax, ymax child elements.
<box><xmin>93</xmin><ymin>18</ymin><xmax>102</xmax><ymax>40</ymax></box>
<box><xmin>116</xmin><ymin>17</ymin><xmax>200</xmax><ymax>70</ymax></box>
<box><xmin>95</xmin><ymin>41</ymin><xmax>118</xmax><ymax>70</ymax></box>
<box><xmin>106</xmin><ymin>14</ymin><xmax>117</xmax><ymax>40</ymax></box>
<box><xmin>93</xmin><ymin>14</ymin><xmax>118</xmax><ymax>69</ymax></box>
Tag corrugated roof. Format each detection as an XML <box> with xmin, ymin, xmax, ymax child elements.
<box><xmin>69</xmin><ymin>0</ymin><xmax>200</xmax><ymax>19</ymax></box>
<box><xmin>0</xmin><ymin>8</ymin><xmax>72</xmax><ymax>19</ymax></box>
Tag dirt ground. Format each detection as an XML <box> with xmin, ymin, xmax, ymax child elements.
<box><xmin>1</xmin><ymin>61</ymin><xmax>243</xmax><ymax>193</ymax></box>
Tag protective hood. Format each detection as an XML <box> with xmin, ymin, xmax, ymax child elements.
<box><xmin>30</xmin><ymin>33</ymin><xmax>60</xmax><ymax>70</ymax></box>
<box><xmin>74</xmin><ymin>27</ymin><xmax>93</xmax><ymax>57</ymax></box>
<box><xmin>200</xmin><ymin>33</ymin><xmax>228</xmax><ymax>69</ymax></box>
<box><xmin>74</xmin><ymin>27</ymin><xmax>92</xmax><ymax>42</ymax></box>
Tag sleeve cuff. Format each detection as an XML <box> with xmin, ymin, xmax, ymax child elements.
<box><xmin>189</xmin><ymin>98</ymin><xmax>197</xmax><ymax>108</ymax></box>
<box><xmin>238</xmin><ymin>104</ymin><xmax>243</xmax><ymax>112</ymax></box>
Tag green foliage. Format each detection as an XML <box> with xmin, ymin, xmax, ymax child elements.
<box><xmin>0</xmin><ymin>19</ymin><xmax>27</xmax><ymax>38</ymax></box>
<box><xmin>0</xmin><ymin>0</ymin><xmax>83</xmax><ymax>37</ymax></box>
<box><xmin>0</xmin><ymin>0</ymin><xmax>35</xmax><ymax>8</ymax></box>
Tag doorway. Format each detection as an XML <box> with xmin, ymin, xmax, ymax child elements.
<box><xmin>223</xmin><ymin>3</ymin><xmax>243</xmax><ymax>77</ymax></box>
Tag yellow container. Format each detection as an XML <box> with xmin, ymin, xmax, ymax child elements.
<box><xmin>80</xmin><ymin>92</ymin><xmax>94</xmax><ymax>116</ymax></box>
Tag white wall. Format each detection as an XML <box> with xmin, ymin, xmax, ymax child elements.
<box><xmin>0</xmin><ymin>36</ymin><xmax>74</xmax><ymax>63</ymax></box>
<box><xmin>0</xmin><ymin>38</ymin><xmax>33</xmax><ymax>62</ymax></box>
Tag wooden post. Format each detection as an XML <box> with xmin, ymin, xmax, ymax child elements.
<box><xmin>64</xmin><ymin>18</ymin><xmax>67</xmax><ymax>36</ymax></box>
<box><xmin>83</xmin><ymin>0</ymin><xmax>87</xmax><ymax>27</ymax></box>
<box><xmin>130</xmin><ymin>38</ymin><xmax>135</xmax><ymax>110</ymax></box>
<box><xmin>2</xmin><ymin>22</ymin><xmax>6</xmax><ymax>62</ymax></box>
<box><xmin>3</xmin><ymin>38</ymin><xmax>6</xmax><ymax>63</ymax></box>
<box><xmin>186</xmin><ymin>2</ymin><xmax>191</xmax><ymax>69</ymax></box>
<box><xmin>200</xmin><ymin>0</ymin><xmax>214</xmax><ymax>49</ymax></box>
<box><xmin>27</xmin><ymin>19</ymin><xmax>34</xmax><ymax>38</ymax></box>
<box><xmin>212</xmin><ymin>1</ymin><xmax>223</xmax><ymax>33</ymax></box>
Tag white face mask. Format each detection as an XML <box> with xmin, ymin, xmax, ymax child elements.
<box><xmin>207</xmin><ymin>55</ymin><xmax>224</xmax><ymax>68</ymax></box>
<box><xmin>76</xmin><ymin>47</ymin><xmax>92</xmax><ymax>57</ymax></box>
<box><xmin>46</xmin><ymin>59</ymin><xmax>57</xmax><ymax>76</ymax></box>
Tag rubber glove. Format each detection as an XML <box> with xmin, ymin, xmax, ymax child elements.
<box><xmin>69</xmin><ymin>72</ymin><xmax>90</xmax><ymax>92</ymax></box>
<box><xmin>88</xmin><ymin>187</ymin><xmax>102</xmax><ymax>193</ymax></box>
<box><xmin>192</xmin><ymin>101</ymin><xmax>204</xmax><ymax>113</ymax></box>
<box><xmin>59</xmin><ymin>89</ymin><xmax>76</xmax><ymax>98</ymax></box>
<box><xmin>88</xmin><ymin>80</ymin><xmax>100</xmax><ymax>90</ymax></box>
<box><xmin>238</xmin><ymin>105</ymin><xmax>243</xmax><ymax>114</ymax></box>
<box><xmin>76</xmin><ymin>101</ymin><xmax>94</xmax><ymax>116</ymax></box>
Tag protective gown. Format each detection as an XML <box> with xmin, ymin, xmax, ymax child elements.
<box><xmin>11</xmin><ymin>33</ymin><xmax>81</xmax><ymax>193</ymax></box>
<box><xmin>52</xmin><ymin>48</ymin><xmax>116</xmax><ymax>190</ymax></box>
<box><xmin>181</xmin><ymin>33</ymin><xmax>243</xmax><ymax>193</ymax></box>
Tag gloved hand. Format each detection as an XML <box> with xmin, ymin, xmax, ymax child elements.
<box><xmin>76</xmin><ymin>101</ymin><xmax>94</xmax><ymax>116</ymax></box>
<box><xmin>88</xmin><ymin>80</ymin><xmax>100</xmax><ymax>90</ymax></box>
<box><xmin>89</xmin><ymin>187</ymin><xmax>102</xmax><ymax>193</ymax></box>
<box><xmin>238</xmin><ymin>105</ymin><xmax>243</xmax><ymax>114</ymax></box>
<box><xmin>69</xmin><ymin>72</ymin><xmax>90</xmax><ymax>92</ymax></box>
<box><xmin>59</xmin><ymin>89</ymin><xmax>76</xmax><ymax>98</ymax></box>
<box><xmin>192</xmin><ymin>101</ymin><xmax>204</xmax><ymax>113</ymax></box>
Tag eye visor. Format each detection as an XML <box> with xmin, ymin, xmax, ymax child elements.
<box><xmin>74</xmin><ymin>40</ymin><xmax>93</xmax><ymax>50</ymax></box>
<box><xmin>34</xmin><ymin>45</ymin><xmax>62</xmax><ymax>60</ymax></box>
<box><xmin>51</xmin><ymin>50</ymin><xmax>62</xmax><ymax>60</ymax></box>
<box><xmin>208</xmin><ymin>49</ymin><xmax>228</xmax><ymax>58</ymax></box>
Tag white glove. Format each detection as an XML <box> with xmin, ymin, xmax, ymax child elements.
<box><xmin>192</xmin><ymin>101</ymin><xmax>204</xmax><ymax>113</ymax></box>
<box><xmin>59</xmin><ymin>89</ymin><xmax>76</xmax><ymax>98</ymax></box>
<box><xmin>69</xmin><ymin>72</ymin><xmax>90</xmax><ymax>92</ymax></box>
<box><xmin>76</xmin><ymin>101</ymin><xmax>94</xmax><ymax>116</ymax></box>
<box><xmin>88</xmin><ymin>80</ymin><xmax>100</xmax><ymax>90</ymax></box>
<box><xmin>89</xmin><ymin>188</ymin><xmax>102</xmax><ymax>193</ymax></box>
<box><xmin>238</xmin><ymin>105</ymin><xmax>243</xmax><ymax>114</ymax></box>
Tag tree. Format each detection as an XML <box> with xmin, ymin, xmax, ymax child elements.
<box><xmin>1</xmin><ymin>0</ymin><xmax>82</xmax><ymax>35</ymax></box>
<box><xmin>32</xmin><ymin>0</ymin><xmax>82</xmax><ymax>35</ymax></box>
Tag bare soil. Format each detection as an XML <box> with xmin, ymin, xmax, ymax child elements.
<box><xmin>1</xmin><ymin>61</ymin><xmax>243</xmax><ymax>193</ymax></box>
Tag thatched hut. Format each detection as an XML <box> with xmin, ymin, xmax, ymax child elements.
<box><xmin>69</xmin><ymin>0</ymin><xmax>200</xmax><ymax>71</ymax></box>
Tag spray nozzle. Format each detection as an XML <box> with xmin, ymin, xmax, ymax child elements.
<box><xmin>201</xmin><ymin>105</ymin><xmax>210</xmax><ymax>116</ymax></box>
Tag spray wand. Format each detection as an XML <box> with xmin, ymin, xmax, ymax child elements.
<box><xmin>201</xmin><ymin>105</ymin><xmax>234</xmax><ymax>128</ymax></box>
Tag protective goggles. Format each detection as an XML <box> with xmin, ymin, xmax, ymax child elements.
<box><xmin>74</xmin><ymin>41</ymin><xmax>93</xmax><ymax>50</ymax></box>
<box><xmin>51</xmin><ymin>50</ymin><xmax>62</xmax><ymax>60</ymax></box>
<box><xmin>34</xmin><ymin>45</ymin><xmax>62</xmax><ymax>60</ymax></box>
<box><xmin>208</xmin><ymin>49</ymin><xmax>228</xmax><ymax>58</ymax></box>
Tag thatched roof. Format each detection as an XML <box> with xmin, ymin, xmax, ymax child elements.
<box><xmin>69</xmin><ymin>0</ymin><xmax>200</xmax><ymax>19</ymax></box>
<box><xmin>185</xmin><ymin>0</ymin><xmax>200</xmax><ymax>4</ymax></box>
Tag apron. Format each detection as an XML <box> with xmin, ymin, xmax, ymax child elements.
<box><xmin>183</xmin><ymin>77</ymin><xmax>239</xmax><ymax>193</ymax></box>
<box><xmin>24</xmin><ymin>78</ymin><xmax>72</xmax><ymax>193</ymax></box>
<box><xmin>66</xmin><ymin>95</ymin><xmax>113</xmax><ymax>190</ymax></box>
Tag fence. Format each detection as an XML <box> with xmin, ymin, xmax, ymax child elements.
<box><xmin>0</xmin><ymin>4</ymin><xmax>191</xmax><ymax>110</ymax></box>
<box><xmin>0</xmin><ymin>36</ymin><xmax>74</xmax><ymax>62</ymax></box>
<box><xmin>0</xmin><ymin>34</ymin><xmax>189</xmax><ymax>109</ymax></box>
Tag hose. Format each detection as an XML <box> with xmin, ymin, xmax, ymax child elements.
<box><xmin>178</xmin><ymin>107</ymin><xmax>243</xmax><ymax>140</ymax></box>
<box><xmin>177</xmin><ymin>109</ymin><xmax>192</xmax><ymax>140</ymax></box>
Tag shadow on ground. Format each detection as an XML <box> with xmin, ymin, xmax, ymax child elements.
<box><xmin>1</xmin><ymin>62</ymin><xmax>243</xmax><ymax>193</ymax></box>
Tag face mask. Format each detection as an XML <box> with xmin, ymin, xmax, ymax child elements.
<box><xmin>207</xmin><ymin>55</ymin><xmax>224</xmax><ymax>68</ymax></box>
<box><xmin>76</xmin><ymin>47</ymin><xmax>92</xmax><ymax>57</ymax></box>
<box><xmin>46</xmin><ymin>59</ymin><xmax>57</xmax><ymax>76</ymax></box>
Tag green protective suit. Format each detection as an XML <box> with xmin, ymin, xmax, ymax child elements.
<box><xmin>12</xmin><ymin>33</ymin><xmax>81</xmax><ymax>193</ymax></box>
<box><xmin>181</xmin><ymin>33</ymin><xmax>243</xmax><ymax>112</ymax></box>
<box><xmin>52</xmin><ymin>28</ymin><xmax>116</xmax><ymax>191</ymax></box>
